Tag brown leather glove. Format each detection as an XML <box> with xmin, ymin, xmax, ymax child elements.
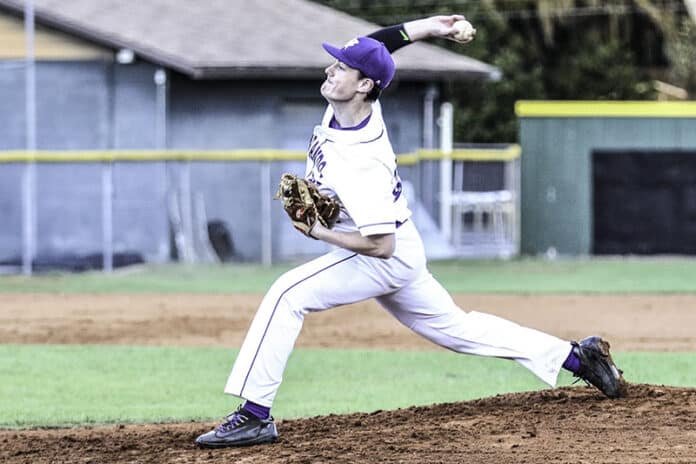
<box><xmin>275</xmin><ymin>173</ymin><xmax>341</xmax><ymax>238</ymax></box>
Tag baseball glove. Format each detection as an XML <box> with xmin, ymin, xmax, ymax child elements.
<box><xmin>275</xmin><ymin>173</ymin><xmax>341</xmax><ymax>237</ymax></box>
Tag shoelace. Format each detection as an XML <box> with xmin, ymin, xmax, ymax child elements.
<box><xmin>216</xmin><ymin>407</ymin><xmax>250</xmax><ymax>432</ymax></box>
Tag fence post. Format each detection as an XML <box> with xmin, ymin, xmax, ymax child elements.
<box><xmin>22</xmin><ymin>0</ymin><xmax>37</xmax><ymax>275</ymax></box>
<box><xmin>420</xmin><ymin>84</ymin><xmax>439</xmax><ymax>227</ymax></box>
<box><xmin>102</xmin><ymin>162</ymin><xmax>113</xmax><ymax>272</ymax></box>
<box><xmin>21</xmin><ymin>162</ymin><xmax>36</xmax><ymax>275</ymax></box>
<box><xmin>260</xmin><ymin>161</ymin><xmax>272</xmax><ymax>266</ymax></box>
<box><xmin>180</xmin><ymin>161</ymin><xmax>195</xmax><ymax>262</ymax></box>
<box><xmin>439</xmin><ymin>102</ymin><xmax>453</xmax><ymax>242</ymax></box>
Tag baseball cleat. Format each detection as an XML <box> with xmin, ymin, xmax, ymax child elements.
<box><xmin>571</xmin><ymin>336</ymin><xmax>627</xmax><ymax>399</ymax></box>
<box><xmin>195</xmin><ymin>406</ymin><xmax>278</xmax><ymax>448</ymax></box>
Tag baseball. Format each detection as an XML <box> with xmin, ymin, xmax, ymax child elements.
<box><xmin>452</xmin><ymin>19</ymin><xmax>476</xmax><ymax>42</ymax></box>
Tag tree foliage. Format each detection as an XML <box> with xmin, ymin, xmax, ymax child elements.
<box><xmin>311</xmin><ymin>1</ymin><xmax>691</xmax><ymax>142</ymax></box>
<box><xmin>665</xmin><ymin>18</ymin><xmax>696</xmax><ymax>94</ymax></box>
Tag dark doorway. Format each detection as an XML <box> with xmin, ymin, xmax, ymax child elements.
<box><xmin>593</xmin><ymin>150</ymin><xmax>696</xmax><ymax>254</ymax></box>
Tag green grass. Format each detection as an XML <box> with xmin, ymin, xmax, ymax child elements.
<box><xmin>1</xmin><ymin>345</ymin><xmax>694</xmax><ymax>428</ymax></box>
<box><xmin>0</xmin><ymin>263</ymin><xmax>291</xmax><ymax>294</ymax></box>
<box><xmin>431</xmin><ymin>257</ymin><xmax>696</xmax><ymax>293</ymax></box>
<box><xmin>2</xmin><ymin>258</ymin><xmax>694</xmax><ymax>428</ymax></box>
<box><xmin>2</xmin><ymin>257</ymin><xmax>696</xmax><ymax>294</ymax></box>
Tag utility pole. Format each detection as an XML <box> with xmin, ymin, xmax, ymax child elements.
<box><xmin>22</xmin><ymin>0</ymin><xmax>37</xmax><ymax>275</ymax></box>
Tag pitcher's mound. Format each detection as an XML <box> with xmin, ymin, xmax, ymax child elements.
<box><xmin>3</xmin><ymin>384</ymin><xmax>695</xmax><ymax>464</ymax></box>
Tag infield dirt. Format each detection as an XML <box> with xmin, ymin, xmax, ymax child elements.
<box><xmin>2</xmin><ymin>293</ymin><xmax>696</xmax><ymax>463</ymax></box>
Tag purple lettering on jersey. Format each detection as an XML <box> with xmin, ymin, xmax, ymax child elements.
<box><xmin>392</xmin><ymin>168</ymin><xmax>403</xmax><ymax>202</ymax></box>
<box><xmin>307</xmin><ymin>136</ymin><xmax>321</xmax><ymax>160</ymax></box>
<box><xmin>308</xmin><ymin>135</ymin><xmax>327</xmax><ymax>180</ymax></box>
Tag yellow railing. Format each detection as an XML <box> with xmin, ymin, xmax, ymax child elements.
<box><xmin>515</xmin><ymin>100</ymin><xmax>696</xmax><ymax>118</ymax></box>
<box><xmin>0</xmin><ymin>145</ymin><xmax>521</xmax><ymax>164</ymax></box>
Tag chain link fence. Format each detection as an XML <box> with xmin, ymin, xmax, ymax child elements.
<box><xmin>0</xmin><ymin>147</ymin><xmax>520</xmax><ymax>274</ymax></box>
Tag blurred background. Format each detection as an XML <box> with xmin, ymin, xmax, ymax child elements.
<box><xmin>1</xmin><ymin>0</ymin><xmax>695</xmax><ymax>274</ymax></box>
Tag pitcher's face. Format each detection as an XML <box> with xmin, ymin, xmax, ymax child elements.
<box><xmin>320</xmin><ymin>60</ymin><xmax>368</xmax><ymax>102</ymax></box>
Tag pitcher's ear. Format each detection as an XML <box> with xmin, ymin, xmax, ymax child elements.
<box><xmin>358</xmin><ymin>77</ymin><xmax>375</xmax><ymax>94</ymax></box>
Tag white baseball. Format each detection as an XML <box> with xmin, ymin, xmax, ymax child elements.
<box><xmin>452</xmin><ymin>20</ymin><xmax>476</xmax><ymax>42</ymax></box>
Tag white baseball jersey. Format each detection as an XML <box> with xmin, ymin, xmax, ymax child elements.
<box><xmin>305</xmin><ymin>101</ymin><xmax>410</xmax><ymax>237</ymax></box>
<box><xmin>224</xmin><ymin>101</ymin><xmax>573</xmax><ymax>407</ymax></box>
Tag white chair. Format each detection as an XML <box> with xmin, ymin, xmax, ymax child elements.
<box><xmin>450</xmin><ymin>190</ymin><xmax>515</xmax><ymax>248</ymax></box>
<box><xmin>448</xmin><ymin>156</ymin><xmax>518</xmax><ymax>257</ymax></box>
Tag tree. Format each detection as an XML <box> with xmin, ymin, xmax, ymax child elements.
<box><xmin>667</xmin><ymin>18</ymin><xmax>696</xmax><ymax>95</ymax></box>
<box><xmin>311</xmin><ymin>0</ymin><xmax>669</xmax><ymax>142</ymax></box>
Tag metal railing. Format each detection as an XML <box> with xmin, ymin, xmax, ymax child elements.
<box><xmin>0</xmin><ymin>146</ymin><xmax>521</xmax><ymax>273</ymax></box>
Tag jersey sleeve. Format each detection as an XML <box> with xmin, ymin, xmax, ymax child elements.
<box><xmin>332</xmin><ymin>160</ymin><xmax>397</xmax><ymax>236</ymax></box>
<box><xmin>367</xmin><ymin>25</ymin><xmax>412</xmax><ymax>54</ymax></box>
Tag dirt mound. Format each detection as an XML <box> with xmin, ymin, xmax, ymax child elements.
<box><xmin>3</xmin><ymin>384</ymin><xmax>695</xmax><ymax>464</ymax></box>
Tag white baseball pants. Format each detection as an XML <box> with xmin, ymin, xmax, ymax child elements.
<box><xmin>224</xmin><ymin>220</ymin><xmax>573</xmax><ymax>407</ymax></box>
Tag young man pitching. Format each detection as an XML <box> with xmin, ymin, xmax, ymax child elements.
<box><xmin>196</xmin><ymin>14</ymin><xmax>626</xmax><ymax>448</ymax></box>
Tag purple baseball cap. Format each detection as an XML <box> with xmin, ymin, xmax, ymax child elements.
<box><xmin>322</xmin><ymin>37</ymin><xmax>395</xmax><ymax>89</ymax></box>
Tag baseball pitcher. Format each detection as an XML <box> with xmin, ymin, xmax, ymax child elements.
<box><xmin>196</xmin><ymin>14</ymin><xmax>626</xmax><ymax>448</ymax></box>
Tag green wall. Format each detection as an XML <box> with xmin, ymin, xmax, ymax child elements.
<box><xmin>516</xmin><ymin>101</ymin><xmax>696</xmax><ymax>255</ymax></box>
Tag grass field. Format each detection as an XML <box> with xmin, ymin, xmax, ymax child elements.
<box><xmin>2</xmin><ymin>257</ymin><xmax>696</xmax><ymax>428</ymax></box>
<box><xmin>2</xmin><ymin>257</ymin><xmax>696</xmax><ymax>293</ymax></box>
<box><xmin>2</xmin><ymin>345</ymin><xmax>695</xmax><ymax>428</ymax></box>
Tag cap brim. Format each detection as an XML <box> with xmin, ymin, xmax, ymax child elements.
<box><xmin>322</xmin><ymin>43</ymin><xmax>358</xmax><ymax>69</ymax></box>
<box><xmin>321</xmin><ymin>41</ymin><xmax>391</xmax><ymax>89</ymax></box>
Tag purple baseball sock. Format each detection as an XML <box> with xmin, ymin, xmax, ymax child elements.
<box><xmin>562</xmin><ymin>347</ymin><xmax>581</xmax><ymax>374</ymax></box>
<box><xmin>243</xmin><ymin>400</ymin><xmax>270</xmax><ymax>420</ymax></box>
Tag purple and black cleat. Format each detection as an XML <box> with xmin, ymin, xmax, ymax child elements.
<box><xmin>195</xmin><ymin>406</ymin><xmax>278</xmax><ymax>448</ymax></box>
<box><xmin>571</xmin><ymin>336</ymin><xmax>628</xmax><ymax>399</ymax></box>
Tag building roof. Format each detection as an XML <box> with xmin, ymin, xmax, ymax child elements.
<box><xmin>0</xmin><ymin>0</ymin><xmax>499</xmax><ymax>81</ymax></box>
<box><xmin>0</xmin><ymin>12</ymin><xmax>110</xmax><ymax>59</ymax></box>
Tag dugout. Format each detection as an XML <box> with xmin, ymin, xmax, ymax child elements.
<box><xmin>516</xmin><ymin>101</ymin><xmax>696</xmax><ymax>256</ymax></box>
